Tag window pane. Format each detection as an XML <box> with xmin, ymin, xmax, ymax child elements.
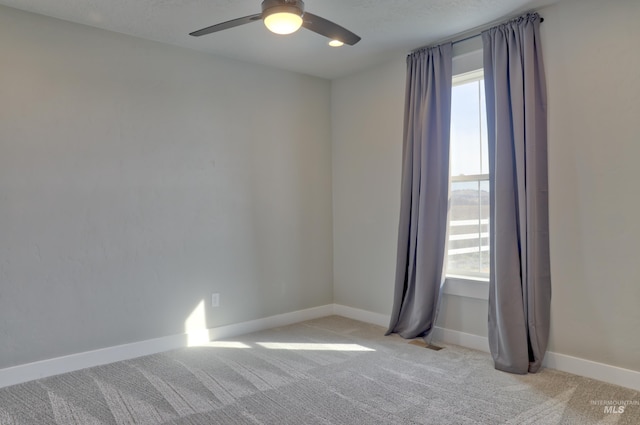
<box><xmin>447</xmin><ymin>180</ymin><xmax>489</xmax><ymax>276</ymax></box>
<box><xmin>450</xmin><ymin>81</ymin><xmax>481</xmax><ymax>176</ymax></box>
<box><xmin>448</xmin><ymin>74</ymin><xmax>489</xmax><ymax>279</ymax></box>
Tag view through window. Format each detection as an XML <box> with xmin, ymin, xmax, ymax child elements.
<box><xmin>447</xmin><ymin>70</ymin><xmax>489</xmax><ymax>278</ymax></box>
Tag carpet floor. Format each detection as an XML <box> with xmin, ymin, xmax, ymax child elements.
<box><xmin>0</xmin><ymin>316</ymin><xmax>638</xmax><ymax>424</ymax></box>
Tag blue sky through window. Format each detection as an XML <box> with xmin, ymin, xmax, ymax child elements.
<box><xmin>450</xmin><ymin>80</ymin><xmax>488</xmax><ymax>176</ymax></box>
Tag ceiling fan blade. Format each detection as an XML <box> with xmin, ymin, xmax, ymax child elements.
<box><xmin>302</xmin><ymin>12</ymin><xmax>361</xmax><ymax>46</ymax></box>
<box><xmin>190</xmin><ymin>13</ymin><xmax>263</xmax><ymax>37</ymax></box>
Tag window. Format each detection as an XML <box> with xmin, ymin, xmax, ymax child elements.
<box><xmin>446</xmin><ymin>69</ymin><xmax>489</xmax><ymax>279</ymax></box>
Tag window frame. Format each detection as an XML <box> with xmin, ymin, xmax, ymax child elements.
<box><xmin>442</xmin><ymin>65</ymin><xmax>490</xmax><ymax>299</ymax></box>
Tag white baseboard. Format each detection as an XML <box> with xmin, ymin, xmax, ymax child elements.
<box><xmin>207</xmin><ymin>304</ymin><xmax>334</xmax><ymax>341</ymax></box>
<box><xmin>432</xmin><ymin>330</ymin><xmax>640</xmax><ymax>392</ymax></box>
<box><xmin>432</xmin><ymin>326</ymin><xmax>491</xmax><ymax>353</ymax></box>
<box><xmin>3</xmin><ymin>303</ymin><xmax>639</xmax><ymax>393</ymax></box>
<box><xmin>543</xmin><ymin>351</ymin><xmax>640</xmax><ymax>392</ymax></box>
<box><xmin>0</xmin><ymin>333</ymin><xmax>189</xmax><ymax>390</ymax></box>
<box><xmin>330</xmin><ymin>305</ymin><xmax>492</xmax><ymax>352</ymax></box>
<box><xmin>0</xmin><ymin>304</ymin><xmax>333</xmax><ymax>389</ymax></box>
<box><xmin>332</xmin><ymin>304</ymin><xmax>640</xmax><ymax>392</ymax></box>
<box><xmin>332</xmin><ymin>304</ymin><xmax>390</xmax><ymax>328</ymax></box>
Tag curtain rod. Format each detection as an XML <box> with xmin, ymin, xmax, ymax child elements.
<box><xmin>412</xmin><ymin>14</ymin><xmax>544</xmax><ymax>52</ymax></box>
<box><xmin>452</xmin><ymin>17</ymin><xmax>544</xmax><ymax>46</ymax></box>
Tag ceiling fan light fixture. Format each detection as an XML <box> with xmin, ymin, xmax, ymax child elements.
<box><xmin>328</xmin><ymin>39</ymin><xmax>344</xmax><ymax>47</ymax></box>
<box><xmin>264</xmin><ymin>10</ymin><xmax>303</xmax><ymax>34</ymax></box>
<box><xmin>261</xmin><ymin>1</ymin><xmax>305</xmax><ymax>35</ymax></box>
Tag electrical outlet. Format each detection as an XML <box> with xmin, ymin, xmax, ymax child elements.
<box><xmin>211</xmin><ymin>293</ymin><xmax>220</xmax><ymax>307</ymax></box>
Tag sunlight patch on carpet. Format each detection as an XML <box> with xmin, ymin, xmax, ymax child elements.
<box><xmin>256</xmin><ymin>342</ymin><xmax>375</xmax><ymax>352</ymax></box>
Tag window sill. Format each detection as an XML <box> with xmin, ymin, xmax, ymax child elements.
<box><xmin>442</xmin><ymin>275</ymin><xmax>489</xmax><ymax>300</ymax></box>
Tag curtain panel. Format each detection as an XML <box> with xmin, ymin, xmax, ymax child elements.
<box><xmin>483</xmin><ymin>13</ymin><xmax>551</xmax><ymax>374</ymax></box>
<box><xmin>387</xmin><ymin>44</ymin><xmax>453</xmax><ymax>339</ymax></box>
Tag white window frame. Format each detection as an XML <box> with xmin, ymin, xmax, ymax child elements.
<box><xmin>446</xmin><ymin>69</ymin><xmax>489</xmax><ymax>280</ymax></box>
<box><xmin>442</xmin><ymin>50</ymin><xmax>490</xmax><ymax>300</ymax></box>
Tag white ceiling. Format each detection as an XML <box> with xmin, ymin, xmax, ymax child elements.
<box><xmin>0</xmin><ymin>0</ymin><xmax>561</xmax><ymax>79</ymax></box>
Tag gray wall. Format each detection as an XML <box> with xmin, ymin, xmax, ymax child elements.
<box><xmin>331</xmin><ymin>58</ymin><xmax>405</xmax><ymax>315</ymax></box>
<box><xmin>0</xmin><ymin>6</ymin><xmax>333</xmax><ymax>369</ymax></box>
<box><xmin>541</xmin><ymin>0</ymin><xmax>640</xmax><ymax>371</ymax></box>
<box><xmin>331</xmin><ymin>0</ymin><xmax>640</xmax><ymax>371</ymax></box>
<box><xmin>2</xmin><ymin>0</ymin><xmax>639</xmax><ymax>375</ymax></box>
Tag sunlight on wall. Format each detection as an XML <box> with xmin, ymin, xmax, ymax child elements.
<box><xmin>184</xmin><ymin>300</ymin><xmax>210</xmax><ymax>347</ymax></box>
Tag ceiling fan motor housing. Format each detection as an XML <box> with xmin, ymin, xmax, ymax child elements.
<box><xmin>261</xmin><ymin>0</ymin><xmax>305</xmax><ymax>19</ymax></box>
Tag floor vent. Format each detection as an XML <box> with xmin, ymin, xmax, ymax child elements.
<box><xmin>408</xmin><ymin>340</ymin><xmax>443</xmax><ymax>351</ymax></box>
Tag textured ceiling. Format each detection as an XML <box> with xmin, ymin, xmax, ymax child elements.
<box><xmin>0</xmin><ymin>0</ymin><xmax>562</xmax><ymax>79</ymax></box>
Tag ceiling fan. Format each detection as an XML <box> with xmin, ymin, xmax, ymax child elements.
<box><xmin>189</xmin><ymin>0</ymin><xmax>361</xmax><ymax>47</ymax></box>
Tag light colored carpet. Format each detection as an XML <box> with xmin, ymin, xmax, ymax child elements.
<box><xmin>0</xmin><ymin>316</ymin><xmax>638</xmax><ymax>424</ymax></box>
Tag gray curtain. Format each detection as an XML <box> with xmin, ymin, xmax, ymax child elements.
<box><xmin>482</xmin><ymin>13</ymin><xmax>551</xmax><ymax>374</ymax></box>
<box><xmin>387</xmin><ymin>44</ymin><xmax>452</xmax><ymax>339</ymax></box>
